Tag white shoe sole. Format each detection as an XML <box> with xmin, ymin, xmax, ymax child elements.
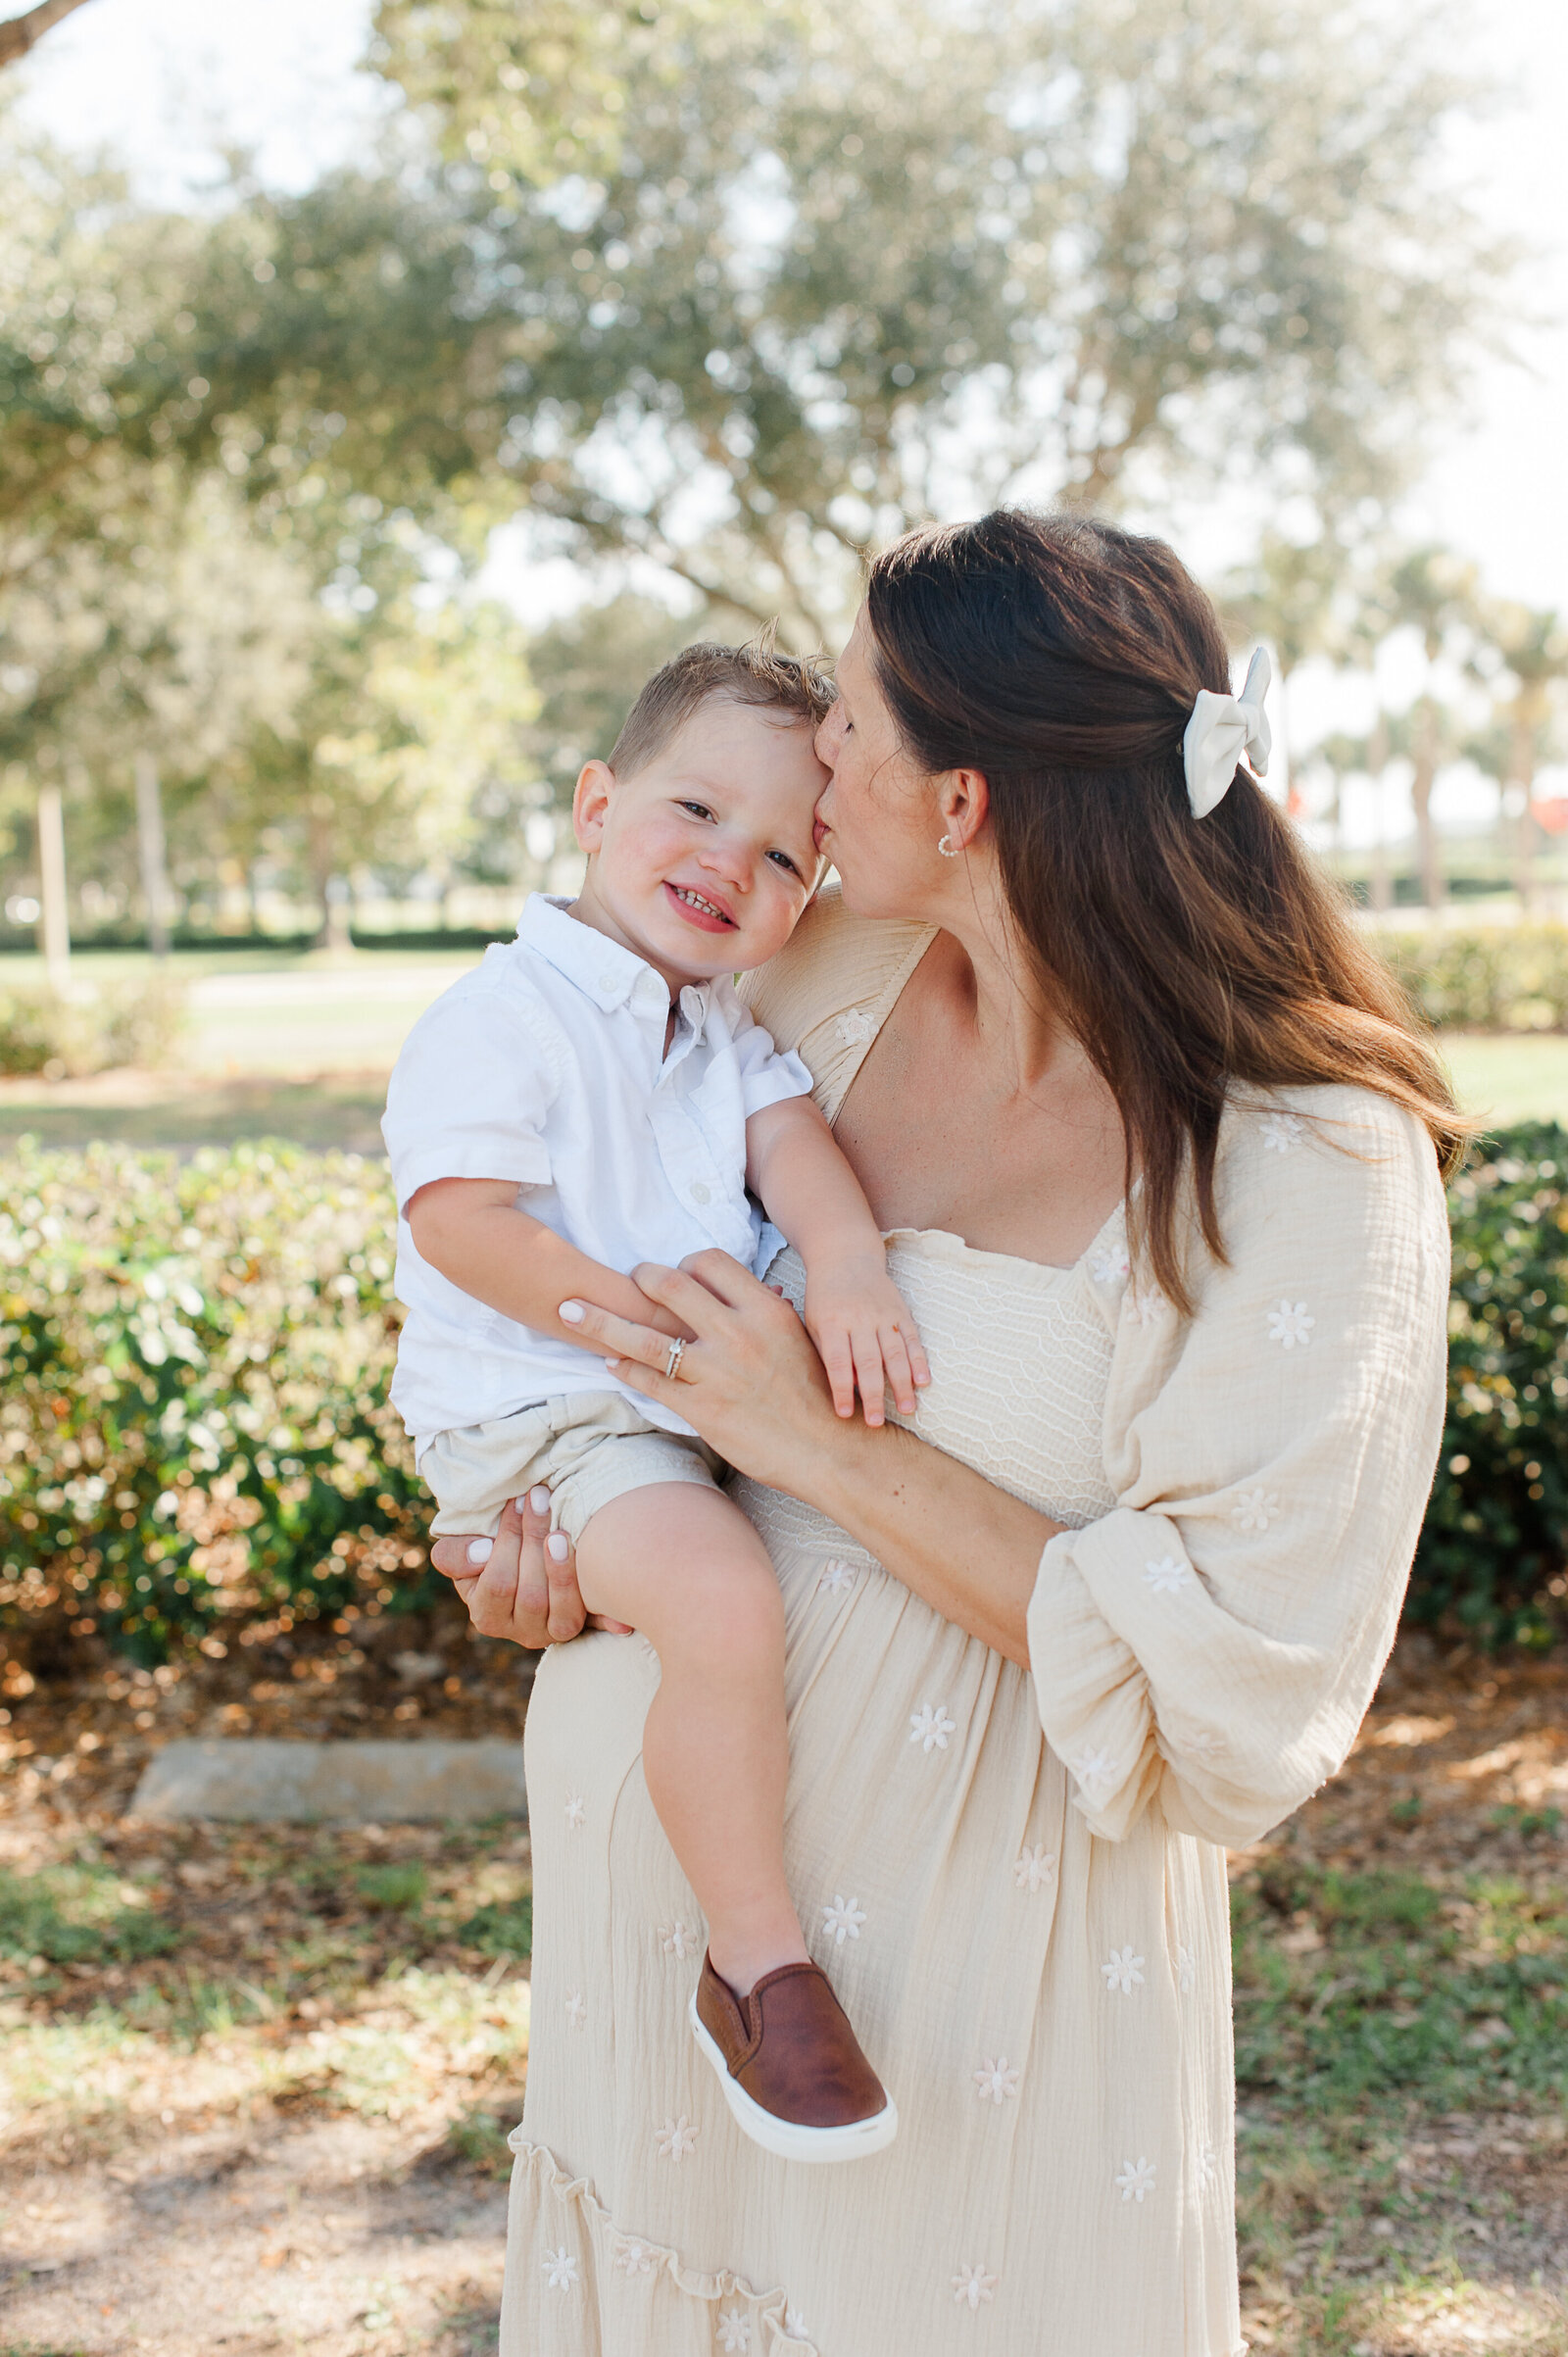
<box><xmin>689</xmin><ymin>1991</ymin><xmax>899</xmax><ymax>2164</ymax></box>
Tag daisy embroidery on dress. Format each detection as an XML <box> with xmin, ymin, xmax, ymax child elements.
<box><xmin>817</xmin><ymin>1558</ymin><xmax>857</xmax><ymax>1596</ymax></box>
<box><xmin>543</xmin><ymin>2247</ymin><xmax>578</xmax><ymax>2290</ymax></box>
<box><xmin>835</xmin><ymin>1006</ymin><xmax>876</xmax><ymax>1048</ymax></box>
<box><xmin>1127</xmin><ymin>1284</ymin><xmax>1169</xmax><ymax>1327</ymax></box>
<box><xmin>656</xmin><ymin>2116</ymin><xmax>699</xmax><ymax>2162</ymax></box>
<box><xmin>821</xmin><ymin>1893</ymin><xmax>867</xmax><ymax>1945</ymax></box>
<box><xmin>1260</xmin><ymin>1110</ymin><xmax>1305</xmax><ymax>1154</ymax></box>
<box><xmin>973</xmin><ymin>2057</ymin><xmax>1021</xmax><ymax>2104</ymax></box>
<box><xmin>784</xmin><ymin>2309</ymin><xmax>810</xmax><ymax>2341</ymax></box>
<box><xmin>1070</xmin><ymin>1746</ymin><xmax>1119</xmax><ymax>1795</ymax></box>
<box><xmin>1014</xmin><ymin>1844</ymin><xmax>1057</xmax><ymax>1893</ymax></box>
<box><xmin>1102</xmin><ymin>1944</ymin><xmax>1146</xmax><ymax>1994</ymax></box>
<box><xmin>1142</xmin><ymin>1555</ymin><xmax>1190</xmax><ymax>1596</ymax></box>
<box><xmin>564</xmin><ymin>1792</ymin><xmax>586</xmax><ymax>1831</ymax></box>
<box><xmin>1178</xmin><ymin>1945</ymin><xmax>1197</xmax><ymax>1994</ymax></box>
<box><xmin>1115</xmin><ymin>2157</ymin><xmax>1156</xmax><ymax>2204</ymax></box>
<box><xmin>952</xmin><ymin>2264</ymin><xmax>998</xmax><ymax>2311</ymax></box>
<box><xmin>909</xmin><ymin>1701</ymin><xmax>957</xmax><ymax>1754</ymax></box>
<box><xmin>715</xmin><ymin>2308</ymin><xmax>752</xmax><ymax>2351</ymax></box>
<box><xmin>1090</xmin><ymin>1240</ymin><xmax>1131</xmax><ymax>1287</ymax></box>
<box><xmin>1197</xmin><ymin>2138</ymin><xmax>1219</xmax><ymax>2191</ymax></box>
<box><xmin>1266</xmin><ymin>1299</ymin><xmax>1314</xmax><ymax>1350</ymax></box>
<box><xmin>1231</xmin><ymin>1486</ymin><xmax>1281</xmax><ymax>1534</ymax></box>
<box><xmin>661</xmin><ymin>1919</ymin><xmax>697</xmax><ymax>1961</ymax></box>
<box><xmin>564</xmin><ymin>1989</ymin><xmax>586</xmax><ymax>2029</ymax></box>
<box><xmin>616</xmin><ymin>2238</ymin><xmax>656</xmax><ymax>2275</ymax></box>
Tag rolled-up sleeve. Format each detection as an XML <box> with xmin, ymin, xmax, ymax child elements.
<box><xmin>1026</xmin><ymin>1090</ymin><xmax>1451</xmax><ymax>1848</ymax></box>
<box><xmin>382</xmin><ymin>987</ymin><xmax>563</xmax><ymax>1214</ymax></box>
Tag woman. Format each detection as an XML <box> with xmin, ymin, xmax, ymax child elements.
<box><xmin>435</xmin><ymin>510</ymin><xmax>1456</xmax><ymax>2355</ymax></box>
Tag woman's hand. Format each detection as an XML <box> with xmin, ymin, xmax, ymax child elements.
<box><xmin>430</xmin><ymin>1488</ymin><xmax>633</xmax><ymax>1646</ymax></box>
<box><xmin>558</xmin><ymin>1250</ymin><xmax>852</xmax><ymax>1498</ymax></box>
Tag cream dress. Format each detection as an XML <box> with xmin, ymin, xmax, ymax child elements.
<box><xmin>501</xmin><ymin>891</ymin><xmax>1451</xmax><ymax>2357</ymax></box>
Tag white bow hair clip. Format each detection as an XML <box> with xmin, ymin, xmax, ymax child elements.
<box><xmin>1182</xmin><ymin>647</ymin><xmax>1272</xmax><ymax>818</ymax></box>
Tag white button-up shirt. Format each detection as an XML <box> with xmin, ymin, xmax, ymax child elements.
<box><xmin>382</xmin><ymin>894</ymin><xmax>813</xmax><ymax>1449</ymax></box>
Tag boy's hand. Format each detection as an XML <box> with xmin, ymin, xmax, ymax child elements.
<box><xmin>803</xmin><ymin>1252</ymin><xmax>931</xmax><ymax>1425</ymax></box>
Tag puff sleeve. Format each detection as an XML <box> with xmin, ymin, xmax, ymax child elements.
<box><xmin>1026</xmin><ymin>1087</ymin><xmax>1451</xmax><ymax>1848</ymax></box>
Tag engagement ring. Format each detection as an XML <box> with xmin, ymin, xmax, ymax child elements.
<box><xmin>664</xmin><ymin>1337</ymin><xmax>686</xmax><ymax>1381</ymax></box>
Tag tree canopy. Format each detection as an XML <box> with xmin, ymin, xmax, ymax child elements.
<box><xmin>0</xmin><ymin>0</ymin><xmax>1530</xmax><ymax>931</ymax></box>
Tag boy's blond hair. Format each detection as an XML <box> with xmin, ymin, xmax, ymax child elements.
<box><xmin>608</xmin><ymin>627</ymin><xmax>836</xmax><ymax>780</ymax></box>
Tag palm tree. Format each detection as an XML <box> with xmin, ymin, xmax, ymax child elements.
<box><xmin>1220</xmin><ymin>533</ymin><xmax>1355</xmax><ymax>817</ymax></box>
<box><xmin>1380</xmin><ymin>548</ymin><xmax>1482</xmax><ymax>909</ymax></box>
<box><xmin>1477</xmin><ymin>604</ymin><xmax>1568</xmax><ymax>912</ymax></box>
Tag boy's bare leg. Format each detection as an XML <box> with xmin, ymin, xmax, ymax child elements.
<box><xmin>573</xmin><ymin>1484</ymin><xmax>810</xmax><ymax>1997</ymax></box>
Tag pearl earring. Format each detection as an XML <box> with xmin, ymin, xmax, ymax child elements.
<box><xmin>937</xmin><ymin>834</ymin><xmax>958</xmax><ymax>858</ymax></box>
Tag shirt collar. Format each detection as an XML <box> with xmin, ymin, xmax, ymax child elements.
<box><xmin>517</xmin><ymin>894</ymin><xmax>714</xmax><ymax>1031</ymax></box>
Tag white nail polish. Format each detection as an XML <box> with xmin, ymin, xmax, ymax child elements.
<box><xmin>529</xmin><ymin>1486</ymin><xmax>552</xmax><ymax>1513</ymax></box>
<box><xmin>559</xmin><ymin>1301</ymin><xmax>585</xmax><ymax>1324</ymax></box>
<box><xmin>547</xmin><ymin>1532</ymin><xmax>569</xmax><ymax>1561</ymax></box>
<box><xmin>466</xmin><ymin>1538</ymin><xmax>494</xmax><ymax>1566</ymax></box>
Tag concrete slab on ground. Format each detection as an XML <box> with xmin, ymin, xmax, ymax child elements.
<box><xmin>131</xmin><ymin>1738</ymin><xmax>528</xmax><ymax>1823</ymax></box>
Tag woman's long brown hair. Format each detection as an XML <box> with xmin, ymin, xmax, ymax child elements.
<box><xmin>864</xmin><ymin>509</ymin><xmax>1466</xmax><ymax>1313</ymax></box>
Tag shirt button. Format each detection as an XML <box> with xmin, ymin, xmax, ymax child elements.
<box><xmin>598</xmin><ymin>972</ymin><xmax>617</xmax><ymax>993</ymax></box>
<box><xmin>690</xmin><ymin>1181</ymin><xmax>710</xmax><ymax>1204</ymax></box>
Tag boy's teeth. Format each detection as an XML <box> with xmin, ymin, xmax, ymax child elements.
<box><xmin>674</xmin><ymin>886</ymin><xmax>725</xmax><ymax>917</ymax></box>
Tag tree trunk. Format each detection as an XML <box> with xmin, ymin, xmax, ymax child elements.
<box><xmin>1367</xmin><ymin>717</ymin><xmax>1393</xmax><ymax>914</ymax></box>
<box><xmin>0</xmin><ymin>0</ymin><xmax>98</xmax><ymax>69</ymax></box>
<box><xmin>134</xmin><ymin>750</ymin><xmax>172</xmax><ymax>958</ymax></box>
<box><xmin>1512</xmin><ymin>712</ymin><xmax>1538</xmax><ymax>914</ymax></box>
<box><xmin>35</xmin><ymin>779</ymin><xmax>70</xmax><ymax>989</ymax></box>
<box><xmin>307</xmin><ymin>807</ymin><xmax>354</xmax><ymax>952</ymax></box>
<box><xmin>1411</xmin><ymin>700</ymin><xmax>1444</xmax><ymax>909</ymax></box>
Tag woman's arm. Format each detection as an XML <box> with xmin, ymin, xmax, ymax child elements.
<box><xmin>1027</xmin><ymin>1091</ymin><xmax>1451</xmax><ymax>1846</ymax></box>
<box><xmin>561</xmin><ymin>1251</ymin><xmax>1062</xmax><ymax>1666</ymax></box>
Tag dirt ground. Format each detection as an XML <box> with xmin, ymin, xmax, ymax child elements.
<box><xmin>1</xmin><ymin>1619</ymin><xmax>1566</xmax><ymax>2356</ymax></box>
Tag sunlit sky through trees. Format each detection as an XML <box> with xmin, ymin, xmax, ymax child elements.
<box><xmin>9</xmin><ymin>0</ymin><xmax>1568</xmax><ymax>847</ymax></box>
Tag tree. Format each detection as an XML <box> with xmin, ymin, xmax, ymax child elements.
<box><xmin>0</xmin><ymin>0</ymin><xmax>96</xmax><ymax>72</ymax></box>
<box><xmin>1380</xmin><ymin>546</ymin><xmax>1482</xmax><ymax>908</ymax></box>
<box><xmin>0</xmin><ymin>121</ymin><xmax>531</xmax><ymax>940</ymax></box>
<box><xmin>368</xmin><ymin>0</ymin><xmax>1507</xmax><ymax>638</ymax></box>
<box><xmin>216</xmin><ymin>593</ymin><xmax>540</xmax><ymax>942</ymax></box>
<box><xmin>1220</xmin><ymin>533</ymin><xmax>1364</xmax><ymax>815</ymax></box>
<box><xmin>1476</xmin><ymin>604</ymin><xmax>1568</xmax><ymax>912</ymax></box>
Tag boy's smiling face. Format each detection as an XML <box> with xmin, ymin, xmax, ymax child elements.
<box><xmin>570</xmin><ymin>696</ymin><xmax>828</xmax><ymax>990</ymax></box>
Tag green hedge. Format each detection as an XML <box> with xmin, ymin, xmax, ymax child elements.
<box><xmin>0</xmin><ymin>1141</ymin><xmax>429</xmax><ymax>1666</ymax></box>
<box><xmin>1415</xmin><ymin>1121</ymin><xmax>1568</xmax><ymax>1647</ymax></box>
<box><xmin>1</xmin><ymin>1128</ymin><xmax>1565</xmax><ymax>1666</ymax></box>
<box><xmin>1379</xmin><ymin>925</ymin><xmax>1568</xmax><ymax>1033</ymax></box>
<box><xmin>0</xmin><ymin>978</ymin><xmax>186</xmax><ymax>1077</ymax></box>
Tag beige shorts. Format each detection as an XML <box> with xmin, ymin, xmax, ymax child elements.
<box><xmin>418</xmin><ymin>1390</ymin><xmax>723</xmax><ymax>1548</ymax></box>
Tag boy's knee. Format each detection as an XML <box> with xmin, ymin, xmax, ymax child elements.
<box><xmin>678</xmin><ymin>1549</ymin><xmax>784</xmax><ymax>1660</ymax></box>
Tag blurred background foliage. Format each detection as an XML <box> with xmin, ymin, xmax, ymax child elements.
<box><xmin>6</xmin><ymin>0</ymin><xmax>1561</xmax><ymax>947</ymax></box>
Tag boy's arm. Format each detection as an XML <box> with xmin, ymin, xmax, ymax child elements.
<box><xmin>408</xmin><ymin>1178</ymin><xmax>687</xmax><ymax>1348</ymax></box>
<box><xmin>746</xmin><ymin>1093</ymin><xmax>886</xmax><ymax>1278</ymax></box>
<box><xmin>746</xmin><ymin>1095</ymin><xmax>930</xmax><ymax>1422</ymax></box>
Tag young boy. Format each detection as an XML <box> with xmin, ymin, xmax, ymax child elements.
<box><xmin>382</xmin><ymin>637</ymin><xmax>928</xmax><ymax>2163</ymax></box>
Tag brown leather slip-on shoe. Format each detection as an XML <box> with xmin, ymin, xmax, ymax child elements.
<box><xmin>690</xmin><ymin>1951</ymin><xmax>898</xmax><ymax>2164</ymax></box>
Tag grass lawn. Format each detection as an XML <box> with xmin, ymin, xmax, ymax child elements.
<box><xmin>1</xmin><ymin>1027</ymin><xmax>1566</xmax><ymax>1156</ymax></box>
<box><xmin>1440</xmin><ymin>1035</ymin><xmax>1568</xmax><ymax>1131</ymax></box>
